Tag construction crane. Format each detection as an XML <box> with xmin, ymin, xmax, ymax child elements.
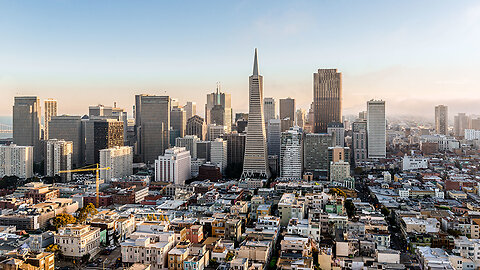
<box><xmin>58</xmin><ymin>164</ymin><xmax>110</xmax><ymax>208</ymax></box>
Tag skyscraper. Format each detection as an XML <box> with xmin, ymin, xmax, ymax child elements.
<box><xmin>313</xmin><ymin>69</ymin><xmax>342</xmax><ymax>133</ymax></box>
<box><xmin>303</xmin><ymin>133</ymin><xmax>333</xmax><ymax>179</ymax></box>
<box><xmin>279</xmin><ymin>97</ymin><xmax>295</xmax><ymax>131</ymax></box>
<box><xmin>263</xmin><ymin>97</ymin><xmax>276</xmax><ymax>124</ymax></box>
<box><xmin>211</xmin><ymin>138</ymin><xmax>227</xmax><ymax>174</ymax></box>
<box><xmin>352</xmin><ymin>120</ymin><xmax>367</xmax><ymax>165</ymax></box>
<box><xmin>84</xmin><ymin>118</ymin><xmax>124</xmax><ymax>164</ymax></box>
<box><xmin>186</xmin><ymin>115</ymin><xmax>207</xmax><ymax>140</ymax></box>
<box><xmin>267</xmin><ymin>119</ymin><xmax>281</xmax><ymax>157</ymax></box>
<box><xmin>13</xmin><ymin>96</ymin><xmax>41</xmax><ymax>161</ymax></box>
<box><xmin>435</xmin><ymin>105</ymin><xmax>448</xmax><ymax>135</ymax></box>
<box><xmin>205</xmin><ymin>87</ymin><xmax>232</xmax><ymax>132</ymax></box>
<box><xmin>242</xmin><ymin>49</ymin><xmax>270</xmax><ymax>179</ymax></box>
<box><xmin>367</xmin><ymin>100</ymin><xmax>386</xmax><ymax>158</ymax></box>
<box><xmin>454</xmin><ymin>113</ymin><xmax>469</xmax><ymax>137</ymax></box>
<box><xmin>49</xmin><ymin>115</ymin><xmax>84</xmax><ymax>168</ymax></box>
<box><xmin>170</xmin><ymin>107</ymin><xmax>187</xmax><ymax>143</ymax></box>
<box><xmin>296</xmin><ymin>109</ymin><xmax>306</xmax><ymax>129</ymax></box>
<box><xmin>45</xmin><ymin>139</ymin><xmax>73</xmax><ymax>181</ymax></box>
<box><xmin>0</xmin><ymin>145</ymin><xmax>33</xmax><ymax>179</ymax></box>
<box><xmin>135</xmin><ymin>95</ymin><xmax>170</xmax><ymax>163</ymax></box>
<box><xmin>184</xmin><ymin>102</ymin><xmax>197</xmax><ymax>120</ymax></box>
<box><xmin>99</xmin><ymin>146</ymin><xmax>133</xmax><ymax>181</ymax></box>
<box><xmin>280</xmin><ymin>127</ymin><xmax>303</xmax><ymax>180</ymax></box>
<box><xmin>44</xmin><ymin>99</ymin><xmax>57</xmax><ymax>140</ymax></box>
<box><xmin>327</xmin><ymin>122</ymin><xmax>345</xmax><ymax>147</ymax></box>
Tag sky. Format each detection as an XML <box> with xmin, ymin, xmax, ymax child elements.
<box><xmin>1</xmin><ymin>0</ymin><xmax>480</xmax><ymax>121</ymax></box>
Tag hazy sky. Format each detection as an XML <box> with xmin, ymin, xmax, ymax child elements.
<box><xmin>1</xmin><ymin>0</ymin><xmax>480</xmax><ymax>119</ymax></box>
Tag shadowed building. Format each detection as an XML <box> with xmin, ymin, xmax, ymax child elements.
<box><xmin>313</xmin><ymin>69</ymin><xmax>342</xmax><ymax>133</ymax></box>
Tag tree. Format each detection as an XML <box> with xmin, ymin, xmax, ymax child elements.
<box><xmin>76</xmin><ymin>203</ymin><xmax>98</xmax><ymax>223</ymax></box>
<box><xmin>344</xmin><ymin>199</ymin><xmax>356</xmax><ymax>218</ymax></box>
<box><xmin>381</xmin><ymin>206</ymin><xmax>390</xmax><ymax>217</ymax></box>
<box><xmin>52</xmin><ymin>213</ymin><xmax>76</xmax><ymax>229</ymax></box>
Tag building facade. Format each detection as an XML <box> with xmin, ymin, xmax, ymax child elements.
<box><xmin>99</xmin><ymin>146</ymin><xmax>133</xmax><ymax>181</ymax></box>
<box><xmin>0</xmin><ymin>145</ymin><xmax>33</xmax><ymax>178</ymax></box>
<box><xmin>186</xmin><ymin>115</ymin><xmax>207</xmax><ymax>141</ymax></box>
<box><xmin>211</xmin><ymin>138</ymin><xmax>227</xmax><ymax>174</ymax></box>
<box><xmin>155</xmin><ymin>147</ymin><xmax>191</xmax><ymax>185</ymax></box>
<box><xmin>48</xmin><ymin>115</ymin><xmax>84</xmax><ymax>168</ymax></box>
<box><xmin>313</xmin><ymin>69</ymin><xmax>342</xmax><ymax>133</ymax></box>
<box><xmin>279</xmin><ymin>98</ymin><xmax>295</xmax><ymax>131</ymax></box>
<box><xmin>45</xmin><ymin>139</ymin><xmax>73</xmax><ymax>181</ymax></box>
<box><xmin>303</xmin><ymin>133</ymin><xmax>333</xmax><ymax>179</ymax></box>
<box><xmin>367</xmin><ymin>100</ymin><xmax>386</xmax><ymax>159</ymax></box>
<box><xmin>263</xmin><ymin>97</ymin><xmax>276</xmax><ymax>124</ymax></box>
<box><xmin>435</xmin><ymin>105</ymin><xmax>448</xmax><ymax>135</ymax></box>
<box><xmin>13</xmin><ymin>96</ymin><xmax>42</xmax><ymax>162</ymax></box>
<box><xmin>44</xmin><ymin>99</ymin><xmax>57</xmax><ymax>140</ymax></box>
<box><xmin>280</xmin><ymin>127</ymin><xmax>303</xmax><ymax>180</ymax></box>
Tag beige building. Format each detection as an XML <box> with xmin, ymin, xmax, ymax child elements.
<box><xmin>237</xmin><ymin>240</ymin><xmax>271</xmax><ymax>264</ymax></box>
<box><xmin>121</xmin><ymin>236</ymin><xmax>175</xmax><ymax>270</ymax></box>
<box><xmin>55</xmin><ymin>224</ymin><xmax>101</xmax><ymax>258</ymax></box>
<box><xmin>313</xmin><ymin>69</ymin><xmax>342</xmax><ymax>133</ymax></box>
<box><xmin>99</xmin><ymin>146</ymin><xmax>133</xmax><ymax>181</ymax></box>
<box><xmin>44</xmin><ymin>99</ymin><xmax>57</xmax><ymax>140</ymax></box>
<box><xmin>0</xmin><ymin>144</ymin><xmax>33</xmax><ymax>178</ymax></box>
<box><xmin>45</xmin><ymin>139</ymin><xmax>73</xmax><ymax>181</ymax></box>
<box><xmin>278</xmin><ymin>193</ymin><xmax>305</xmax><ymax>226</ymax></box>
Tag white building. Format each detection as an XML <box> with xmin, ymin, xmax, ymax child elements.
<box><xmin>465</xmin><ymin>129</ymin><xmax>480</xmax><ymax>141</ymax></box>
<box><xmin>100</xmin><ymin>146</ymin><xmax>133</xmax><ymax>181</ymax></box>
<box><xmin>280</xmin><ymin>127</ymin><xmax>303</xmax><ymax>180</ymax></box>
<box><xmin>402</xmin><ymin>155</ymin><xmax>428</xmax><ymax>171</ymax></box>
<box><xmin>327</xmin><ymin>122</ymin><xmax>345</xmax><ymax>147</ymax></box>
<box><xmin>121</xmin><ymin>236</ymin><xmax>175</xmax><ymax>270</ymax></box>
<box><xmin>0</xmin><ymin>144</ymin><xmax>33</xmax><ymax>178</ymax></box>
<box><xmin>45</xmin><ymin>139</ymin><xmax>73</xmax><ymax>181</ymax></box>
<box><xmin>155</xmin><ymin>147</ymin><xmax>191</xmax><ymax>185</ymax></box>
<box><xmin>210</xmin><ymin>138</ymin><xmax>227</xmax><ymax>174</ymax></box>
<box><xmin>367</xmin><ymin>100</ymin><xmax>386</xmax><ymax>158</ymax></box>
<box><xmin>330</xmin><ymin>161</ymin><xmax>350</xmax><ymax>183</ymax></box>
<box><xmin>421</xmin><ymin>134</ymin><xmax>460</xmax><ymax>151</ymax></box>
<box><xmin>55</xmin><ymin>224</ymin><xmax>101</xmax><ymax>258</ymax></box>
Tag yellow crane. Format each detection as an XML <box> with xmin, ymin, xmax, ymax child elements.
<box><xmin>58</xmin><ymin>164</ymin><xmax>110</xmax><ymax>208</ymax></box>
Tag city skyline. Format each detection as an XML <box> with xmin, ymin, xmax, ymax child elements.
<box><xmin>2</xmin><ymin>1</ymin><xmax>480</xmax><ymax>118</ymax></box>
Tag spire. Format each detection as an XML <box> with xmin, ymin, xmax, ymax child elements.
<box><xmin>253</xmin><ymin>48</ymin><xmax>259</xmax><ymax>76</ymax></box>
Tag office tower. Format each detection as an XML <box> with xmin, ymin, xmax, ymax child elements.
<box><xmin>327</xmin><ymin>122</ymin><xmax>345</xmax><ymax>147</ymax></box>
<box><xmin>170</xmin><ymin>107</ymin><xmax>187</xmax><ymax>145</ymax></box>
<box><xmin>280</xmin><ymin>127</ymin><xmax>303</xmax><ymax>180</ymax></box>
<box><xmin>205</xmin><ymin>87</ymin><xmax>232</xmax><ymax>132</ymax></box>
<box><xmin>471</xmin><ymin>118</ymin><xmax>480</xmax><ymax>130</ymax></box>
<box><xmin>135</xmin><ymin>95</ymin><xmax>170</xmax><ymax>163</ymax></box>
<box><xmin>48</xmin><ymin>116</ymin><xmax>83</xmax><ymax>168</ymax></box>
<box><xmin>235</xmin><ymin>113</ymin><xmax>249</xmax><ymax>122</ymax></box>
<box><xmin>264</xmin><ymin>98</ymin><xmax>276</xmax><ymax>124</ymax></box>
<box><xmin>170</xmin><ymin>98</ymin><xmax>180</xmax><ymax>108</ymax></box>
<box><xmin>13</xmin><ymin>96</ymin><xmax>41</xmax><ymax>162</ymax></box>
<box><xmin>313</xmin><ymin>69</ymin><xmax>342</xmax><ymax>133</ymax></box>
<box><xmin>303</xmin><ymin>133</ymin><xmax>334</xmax><ymax>178</ymax></box>
<box><xmin>176</xmin><ymin>135</ymin><xmax>200</xmax><ymax>159</ymax></box>
<box><xmin>304</xmin><ymin>102</ymin><xmax>315</xmax><ymax>133</ymax></box>
<box><xmin>45</xmin><ymin>139</ymin><xmax>73</xmax><ymax>181</ymax></box>
<box><xmin>279</xmin><ymin>97</ymin><xmax>295</xmax><ymax>131</ymax></box>
<box><xmin>211</xmin><ymin>138</ymin><xmax>227</xmax><ymax>174</ymax></box>
<box><xmin>435</xmin><ymin>105</ymin><xmax>448</xmax><ymax>135</ymax></box>
<box><xmin>84</xmin><ymin>118</ymin><xmax>124</xmax><ymax>164</ymax></box>
<box><xmin>267</xmin><ymin>119</ymin><xmax>281</xmax><ymax>157</ymax></box>
<box><xmin>296</xmin><ymin>109</ymin><xmax>306</xmax><ymax>129</ymax></box>
<box><xmin>90</xmin><ymin>105</ymin><xmax>129</xmax><ymax>143</ymax></box>
<box><xmin>367</xmin><ymin>100</ymin><xmax>386</xmax><ymax>158</ymax></box>
<box><xmin>44</xmin><ymin>99</ymin><xmax>57</xmax><ymax>140</ymax></box>
<box><xmin>207</xmin><ymin>124</ymin><xmax>226</xmax><ymax>141</ymax></box>
<box><xmin>224</xmin><ymin>132</ymin><xmax>246</xmax><ymax>169</ymax></box>
<box><xmin>195</xmin><ymin>141</ymin><xmax>211</xmax><ymax>161</ymax></box>
<box><xmin>242</xmin><ymin>49</ymin><xmax>270</xmax><ymax>179</ymax></box>
<box><xmin>99</xmin><ymin>146</ymin><xmax>133</xmax><ymax>181</ymax></box>
<box><xmin>210</xmin><ymin>105</ymin><xmax>228</xmax><ymax>129</ymax></box>
<box><xmin>454</xmin><ymin>113</ymin><xmax>469</xmax><ymax>137</ymax></box>
<box><xmin>112</xmin><ymin>107</ymin><xmax>128</xmax><ymax>143</ymax></box>
<box><xmin>89</xmin><ymin>104</ymin><xmax>113</xmax><ymax>117</ymax></box>
<box><xmin>0</xmin><ymin>145</ymin><xmax>33</xmax><ymax>178</ymax></box>
<box><xmin>186</xmin><ymin>115</ymin><xmax>207</xmax><ymax>140</ymax></box>
<box><xmin>358</xmin><ymin>111</ymin><xmax>367</xmax><ymax>120</ymax></box>
<box><xmin>154</xmin><ymin>147</ymin><xmax>191</xmax><ymax>185</ymax></box>
<box><xmin>184</xmin><ymin>102</ymin><xmax>196</xmax><ymax>120</ymax></box>
<box><xmin>236</xmin><ymin>119</ymin><xmax>248</xmax><ymax>133</ymax></box>
<box><xmin>352</xmin><ymin>120</ymin><xmax>367</xmax><ymax>165</ymax></box>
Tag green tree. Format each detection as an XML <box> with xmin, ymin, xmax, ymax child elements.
<box><xmin>52</xmin><ymin>213</ymin><xmax>76</xmax><ymax>229</ymax></box>
<box><xmin>344</xmin><ymin>199</ymin><xmax>356</xmax><ymax>218</ymax></box>
<box><xmin>76</xmin><ymin>203</ymin><xmax>98</xmax><ymax>223</ymax></box>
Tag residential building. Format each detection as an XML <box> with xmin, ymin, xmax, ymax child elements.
<box><xmin>367</xmin><ymin>100</ymin><xmax>386</xmax><ymax>158</ymax></box>
<box><xmin>55</xmin><ymin>224</ymin><xmax>101</xmax><ymax>258</ymax></box>
<box><xmin>435</xmin><ymin>105</ymin><xmax>448</xmax><ymax>135</ymax></box>
<box><xmin>44</xmin><ymin>139</ymin><xmax>73</xmax><ymax>181</ymax></box>
<box><xmin>0</xmin><ymin>144</ymin><xmax>33</xmax><ymax>178</ymax></box>
<box><xmin>99</xmin><ymin>146</ymin><xmax>133</xmax><ymax>181</ymax></box>
<box><xmin>44</xmin><ymin>99</ymin><xmax>57</xmax><ymax>140</ymax></box>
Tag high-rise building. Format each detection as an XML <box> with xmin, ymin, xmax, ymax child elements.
<box><xmin>135</xmin><ymin>95</ymin><xmax>170</xmax><ymax>163</ymax></box>
<box><xmin>367</xmin><ymin>100</ymin><xmax>386</xmax><ymax>159</ymax></box>
<box><xmin>267</xmin><ymin>119</ymin><xmax>281</xmax><ymax>157</ymax></box>
<box><xmin>279</xmin><ymin>98</ymin><xmax>295</xmax><ymax>131</ymax></box>
<box><xmin>99</xmin><ymin>146</ymin><xmax>133</xmax><ymax>181</ymax></box>
<box><xmin>194</xmin><ymin>141</ymin><xmax>211</xmax><ymax>161</ymax></box>
<box><xmin>224</xmin><ymin>132</ymin><xmax>246</xmax><ymax>169</ymax></box>
<box><xmin>175</xmin><ymin>135</ymin><xmax>200</xmax><ymax>159</ymax></box>
<box><xmin>0</xmin><ymin>144</ymin><xmax>33</xmax><ymax>178</ymax></box>
<box><xmin>435</xmin><ymin>105</ymin><xmax>448</xmax><ymax>135</ymax></box>
<box><xmin>454</xmin><ymin>113</ymin><xmax>469</xmax><ymax>137</ymax></box>
<box><xmin>90</xmin><ymin>104</ymin><xmax>128</xmax><ymax>144</ymax></box>
<box><xmin>327</xmin><ymin>122</ymin><xmax>345</xmax><ymax>147</ymax></box>
<box><xmin>205</xmin><ymin>87</ymin><xmax>232</xmax><ymax>132</ymax></box>
<box><xmin>170</xmin><ymin>107</ymin><xmax>187</xmax><ymax>144</ymax></box>
<box><xmin>154</xmin><ymin>147</ymin><xmax>191</xmax><ymax>185</ymax></box>
<box><xmin>45</xmin><ymin>139</ymin><xmax>73</xmax><ymax>181</ymax></box>
<box><xmin>211</xmin><ymin>138</ymin><xmax>227</xmax><ymax>174</ymax></box>
<box><xmin>313</xmin><ymin>69</ymin><xmax>342</xmax><ymax>133</ymax></box>
<box><xmin>352</xmin><ymin>120</ymin><xmax>367</xmax><ymax>165</ymax></box>
<box><xmin>296</xmin><ymin>109</ymin><xmax>306</xmax><ymax>129</ymax></box>
<box><xmin>13</xmin><ymin>96</ymin><xmax>42</xmax><ymax>162</ymax></box>
<box><xmin>184</xmin><ymin>102</ymin><xmax>197</xmax><ymax>120</ymax></box>
<box><xmin>330</xmin><ymin>161</ymin><xmax>351</xmax><ymax>184</ymax></box>
<box><xmin>303</xmin><ymin>133</ymin><xmax>333</xmax><ymax>178</ymax></box>
<box><xmin>263</xmin><ymin>98</ymin><xmax>276</xmax><ymax>124</ymax></box>
<box><xmin>186</xmin><ymin>115</ymin><xmax>207</xmax><ymax>140</ymax></box>
<box><xmin>242</xmin><ymin>49</ymin><xmax>270</xmax><ymax>179</ymax></box>
<box><xmin>84</xmin><ymin>118</ymin><xmax>124</xmax><ymax>164</ymax></box>
<box><xmin>44</xmin><ymin>99</ymin><xmax>57</xmax><ymax>140</ymax></box>
<box><xmin>280</xmin><ymin>127</ymin><xmax>303</xmax><ymax>180</ymax></box>
<box><xmin>49</xmin><ymin>115</ymin><xmax>84</xmax><ymax>168</ymax></box>
<box><xmin>207</xmin><ymin>124</ymin><xmax>226</xmax><ymax>141</ymax></box>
